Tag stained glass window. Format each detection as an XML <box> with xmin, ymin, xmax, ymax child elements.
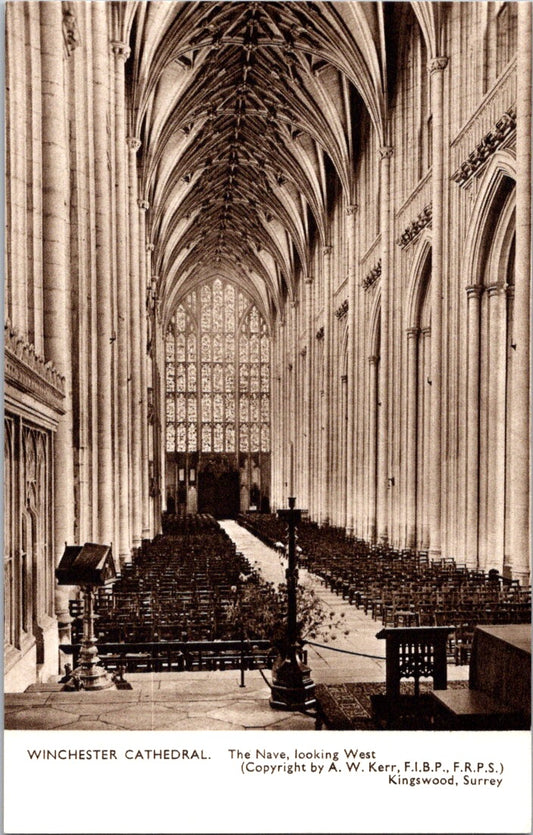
<box><xmin>176</xmin><ymin>394</ymin><xmax>186</xmax><ymax>421</ymax></box>
<box><xmin>214</xmin><ymin>424</ymin><xmax>223</xmax><ymax>451</ymax></box>
<box><xmin>165</xmin><ymin>280</ymin><xmax>270</xmax><ymax>453</ymax></box>
<box><xmin>166</xmin><ymin>397</ymin><xmax>175</xmax><ymax>422</ymax></box>
<box><xmin>176</xmin><ymin>365</ymin><xmax>185</xmax><ymax>392</ymax></box>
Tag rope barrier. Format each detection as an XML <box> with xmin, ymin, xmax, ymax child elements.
<box><xmin>305</xmin><ymin>639</ymin><xmax>386</xmax><ymax>661</ymax></box>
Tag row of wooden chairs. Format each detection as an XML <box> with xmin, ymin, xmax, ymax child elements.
<box><xmin>71</xmin><ymin>518</ymin><xmax>256</xmax><ymax>644</ymax></box>
<box><xmin>239</xmin><ymin>513</ymin><xmax>531</xmax><ymax>665</ymax></box>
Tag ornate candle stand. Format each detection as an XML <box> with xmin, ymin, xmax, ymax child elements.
<box><xmin>270</xmin><ymin>497</ymin><xmax>316</xmax><ymax>711</ymax></box>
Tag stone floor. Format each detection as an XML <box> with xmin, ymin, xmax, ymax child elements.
<box><xmin>4</xmin><ymin>520</ymin><xmax>469</xmax><ymax>731</ymax></box>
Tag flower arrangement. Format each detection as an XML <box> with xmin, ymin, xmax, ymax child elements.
<box><xmin>225</xmin><ymin>570</ymin><xmax>349</xmax><ymax>656</ymax></box>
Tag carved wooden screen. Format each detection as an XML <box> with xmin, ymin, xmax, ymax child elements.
<box><xmin>165</xmin><ymin>278</ymin><xmax>270</xmax><ymax>456</ymax></box>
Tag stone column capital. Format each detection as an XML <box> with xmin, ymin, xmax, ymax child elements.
<box><xmin>111</xmin><ymin>41</ymin><xmax>131</xmax><ymax>62</ymax></box>
<box><xmin>138</xmin><ymin>199</ymin><xmax>150</xmax><ymax>211</ymax></box>
<box><xmin>379</xmin><ymin>145</ymin><xmax>394</xmax><ymax>160</ymax></box>
<box><xmin>407</xmin><ymin>327</ymin><xmax>420</xmax><ymax>340</ymax></box>
<box><xmin>127</xmin><ymin>136</ymin><xmax>142</xmax><ymax>152</ymax></box>
<box><xmin>323</xmin><ymin>244</ymin><xmax>333</xmax><ymax>257</ymax></box>
<box><xmin>428</xmin><ymin>56</ymin><xmax>449</xmax><ymax>74</ymax></box>
<box><xmin>346</xmin><ymin>203</ymin><xmax>358</xmax><ymax>216</ymax></box>
<box><xmin>304</xmin><ymin>275</ymin><xmax>313</xmax><ymax>285</ymax></box>
<box><xmin>487</xmin><ymin>282</ymin><xmax>507</xmax><ymax>297</ymax></box>
<box><xmin>466</xmin><ymin>284</ymin><xmax>484</xmax><ymax>298</ymax></box>
<box><xmin>368</xmin><ymin>354</ymin><xmax>379</xmax><ymax>366</ymax></box>
<box><xmin>146</xmin><ymin>243</ymin><xmax>155</xmax><ymax>252</ymax></box>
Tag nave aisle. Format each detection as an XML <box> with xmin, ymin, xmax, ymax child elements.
<box><xmin>219</xmin><ymin>520</ymin><xmax>469</xmax><ymax>686</ymax></box>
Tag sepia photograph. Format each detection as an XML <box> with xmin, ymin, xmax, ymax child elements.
<box><xmin>3</xmin><ymin>1</ymin><xmax>531</xmax><ymax>832</ymax></box>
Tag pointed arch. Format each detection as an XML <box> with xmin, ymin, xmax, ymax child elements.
<box><xmin>405</xmin><ymin>231</ymin><xmax>433</xmax><ymax>330</ymax></box>
<box><xmin>366</xmin><ymin>291</ymin><xmax>381</xmax><ymax>542</ymax></box>
<box><xmin>462</xmin><ymin>151</ymin><xmax>516</xmax><ymax>284</ymax></box>
<box><xmin>462</xmin><ymin>157</ymin><xmax>516</xmax><ymax>572</ymax></box>
<box><xmin>404</xmin><ymin>236</ymin><xmax>432</xmax><ymax>548</ymax></box>
<box><xmin>164</xmin><ymin>278</ymin><xmax>271</xmax><ymax>518</ymax></box>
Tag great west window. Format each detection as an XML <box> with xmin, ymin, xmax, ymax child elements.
<box><xmin>165</xmin><ymin>279</ymin><xmax>270</xmax><ymax>456</ymax></box>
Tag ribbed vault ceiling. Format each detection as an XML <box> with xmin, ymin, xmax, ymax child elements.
<box><xmin>123</xmin><ymin>1</ymin><xmax>438</xmax><ymax>324</ymax></box>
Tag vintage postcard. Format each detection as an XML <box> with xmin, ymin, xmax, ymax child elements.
<box><xmin>3</xmin><ymin>1</ymin><xmax>531</xmax><ymax>832</ymax></box>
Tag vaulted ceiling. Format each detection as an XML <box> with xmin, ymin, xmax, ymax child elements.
<box><xmin>120</xmin><ymin>1</ymin><xmax>440</xmax><ymax>325</ymax></box>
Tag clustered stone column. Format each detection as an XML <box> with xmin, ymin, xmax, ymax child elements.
<box><xmin>345</xmin><ymin>204</ymin><xmax>358</xmax><ymax>537</ymax></box>
<box><xmin>139</xmin><ymin>207</ymin><xmax>152</xmax><ymax>540</ymax></box>
<box><xmin>93</xmin><ymin>2</ymin><xmax>114</xmax><ymax>546</ymax></box>
<box><xmin>428</xmin><ymin>55</ymin><xmax>448</xmax><ymax>559</ymax></box>
<box><xmin>127</xmin><ymin>137</ymin><xmax>143</xmax><ymax>548</ymax></box>
<box><xmin>405</xmin><ymin>327</ymin><xmax>419</xmax><ymax>549</ymax></box>
<box><xmin>509</xmin><ymin>1</ymin><xmax>531</xmax><ymax>583</ymax></box>
<box><xmin>112</xmin><ymin>40</ymin><xmax>132</xmax><ymax>565</ymax></box>
<box><xmin>40</xmin><ymin>0</ymin><xmax>75</xmax><ymax>639</ymax></box>
<box><xmin>320</xmin><ymin>245</ymin><xmax>333</xmax><ymax>525</ymax></box>
<box><xmin>377</xmin><ymin>145</ymin><xmax>393</xmax><ymax>544</ymax></box>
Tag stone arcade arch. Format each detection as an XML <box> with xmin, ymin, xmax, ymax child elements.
<box><xmin>405</xmin><ymin>240</ymin><xmax>433</xmax><ymax>550</ymax></box>
<box><xmin>463</xmin><ymin>162</ymin><xmax>516</xmax><ymax>572</ymax></box>
<box><xmin>367</xmin><ymin>295</ymin><xmax>381</xmax><ymax>543</ymax></box>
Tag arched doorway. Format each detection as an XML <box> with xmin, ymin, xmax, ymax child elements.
<box><xmin>198</xmin><ymin>457</ymin><xmax>240</xmax><ymax>519</ymax></box>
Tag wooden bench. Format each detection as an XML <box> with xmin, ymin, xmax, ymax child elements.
<box><xmin>431</xmin><ymin>688</ymin><xmax>527</xmax><ymax>730</ymax></box>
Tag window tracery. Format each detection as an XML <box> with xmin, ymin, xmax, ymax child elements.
<box><xmin>165</xmin><ymin>278</ymin><xmax>270</xmax><ymax>455</ymax></box>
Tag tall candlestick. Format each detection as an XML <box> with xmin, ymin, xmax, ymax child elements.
<box><xmin>289</xmin><ymin>442</ymin><xmax>294</xmax><ymax>497</ymax></box>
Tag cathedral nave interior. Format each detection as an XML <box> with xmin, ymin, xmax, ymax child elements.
<box><xmin>4</xmin><ymin>2</ymin><xmax>530</xmax><ymax>710</ymax></box>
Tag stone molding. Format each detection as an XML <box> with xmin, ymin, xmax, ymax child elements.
<box><xmin>428</xmin><ymin>56</ymin><xmax>449</xmax><ymax>74</ymax></box>
<box><xmin>361</xmin><ymin>259</ymin><xmax>382</xmax><ymax>290</ymax></box>
<box><xmin>4</xmin><ymin>322</ymin><xmax>66</xmax><ymax>414</ymax></box>
<box><xmin>127</xmin><ymin>137</ymin><xmax>142</xmax><ymax>152</ymax></box>
<box><xmin>62</xmin><ymin>2</ymin><xmax>80</xmax><ymax>56</ymax></box>
<box><xmin>335</xmin><ymin>299</ymin><xmax>348</xmax><ymax>319</ymax></box>
<box><xmin>111</xmin><ymin>41</ymin><xmax>131</xmax><ymax>62</ymax></box>
<box><xmin>451</xmin><ymin>108</ymin><xmax>517</xmax><ymax>188</ymax></box>
<box><xmin>396</xmin><ymin>204</ymin><xmax>432</xmax><ymax>249</ymax></box>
